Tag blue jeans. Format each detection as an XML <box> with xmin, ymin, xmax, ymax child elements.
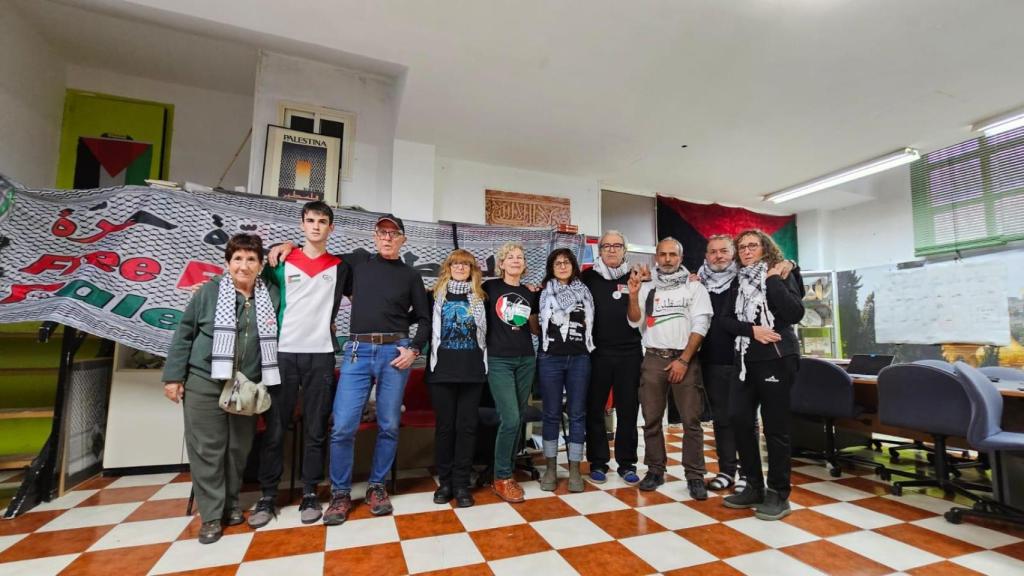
<box><xmin>329</xmin><ymin>340</ymin><xmax>411</xmax><ymax>491</ymax></box>
<box><xmin>538</xmin><ymin>352</ymin><xmax>590</xmax><ymax>461</ymax></box>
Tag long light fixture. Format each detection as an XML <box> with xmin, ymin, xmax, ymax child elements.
<box><xmin>973</xmin><ymin>108</ymin><xmax>1024</xmax><ymax>137</ymax></box>
<box><xmin>763</xmin><ymin>147</ymin><xmax>920</xmax><ymax>204</ymax></box>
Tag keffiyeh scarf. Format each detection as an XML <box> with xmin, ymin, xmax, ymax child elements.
<box><xmin>539</xmin><ymin>278</ymin><xmax>595</xmax><ymax>353</ymax></box>
<box><xmin>592</xmin><ymin>257</ymin><xmax>630</xmax><ymax>281</ymax></box>
<box><xmin>652</xmin><ymin>265</ymin><xmax>691</xmax><ymax>290</ymax></box>
<box><xmin>430</xmin><ymin>280</ymin><xmax>488</xmax><ymax>372</ymax></box>
<box><xmin>211</xmin><ymin>275</ymin><xmax>280</xmax><ymax>385</ymax></box>
<box><xmin>697</xmin><ymin>261</ymin><xmax>738</xmax><ymax>294</ymax></box>
<box><xmin>734</xmin><ymin>261</ymin><xmax>773</xmax><ymax>381</ymax></box>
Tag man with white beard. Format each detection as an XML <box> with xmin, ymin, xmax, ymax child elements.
<box><xmin>696</xmin><ymin>235</ymin><xmax>794</xmax><ymax>493</ymax></box>
<box><xmin>627</xmin><ymin>237</ymin><xmax>713</xmax><ymax>498</ymax></box>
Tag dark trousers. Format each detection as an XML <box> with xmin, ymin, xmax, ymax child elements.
<box><xmin>586</xmin><ymin>350</ymin><xmax>641</xmax><ymax>473</ymax></box>
<box><xmin>704</xmin><ymin>363</ymin><xmax>745</xmax><ymax>478</ymax></box>
<box><xmin>183</xmin><ymin>374</ymin><xmax>255</xmax><ymax>522</ymax></box>
<box><xmin>430</xmin><ymin>380</ymin><xmax>484</xmax><ymax>489</ymax></box>
<box><xmin>258</xmin><ymin>351</ymin><xmax>335</xmax><ymax>496</ymax></box>
<box><xmin>639</xmin><ymin>353</ymin><xmax>706</xmax><ymax>480</ymax></box>
<box><xmin>730</xmin><ymin>355</ymin><xmax>799</xmax><ymax>498</ymax></box>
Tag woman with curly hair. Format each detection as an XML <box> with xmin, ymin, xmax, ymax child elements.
<box><xmin>721</xmin><ymin>229</ymin><xmax>804</xmax><ymax>521</ymax></box>
<box><xmin>428</xmin><ymin>249</ymin><xmax>488</xmax><ymax>508</ymax></box>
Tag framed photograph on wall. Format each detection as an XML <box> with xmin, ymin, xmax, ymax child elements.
<box><xmin>261</xmin><ymin>124</ymin><xmax>340</xmax><ymax>204</ymax></box>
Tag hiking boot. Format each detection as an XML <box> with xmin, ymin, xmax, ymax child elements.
<box><xmin>222</xmin><ymin>506</ymin><xmax>244</xmax><ymax>526</ymax></box>
<box><xmin>637</xmin><ymin>472</ymin><xmax>664</xmax><ymax>492</ymax></box>
<box><xmin>433</xmin><ymin>484</ymin><xmax>453</xmax><ymax>504</ymax></box>
<box><xmin>688</xmin><ymin>478</ymin><xmax>709</xmax><ymax>501</ymax></box>
<box><xmin>493</xmin><ymin>478</ymin><xmax>525</xmax><ymax>503</ymax></box>
<box><xmin>754</xmin><ymin>489</ymin><xmax>791</xmax><ymax>521</ymax></box>
<box><xmin>587</xmin><ymin>468</ymin><xmax>607</xmax><ymax>485</ymax></box>
<box><xmin>540</xmin><ymin>457</ymin><xmax>558</xmax><ymax>491</ymax></box>
<box><xmin>366</xmin><ymin>483</ymin><xmax>393</xmax><ymax>516</ymax></box>
<box><xmin>568</xmin><ymin>461</ymin><xmax>584</xmax><ymax>493</ymax></box>
<box><xmin>299</xmin><ymin>493</ymin><xmax>322</xmax><ymax>524</ymax></box>
<box><xmin>723</xmin><ymin>484</ymin><xmax>765</xmax><ymax>509</ymax></box>
<box><xmin>247</xmin><ymin>496</ymin><xmax>276</xmax><ymax>529</ymax></box>
<box><xmin>323</xmin><ymin>491</ymin><xmax>352</xmax><ymax>526</ymax></box>
<box><xmin>620</xmin><ymin>469</ymin><xmax>641</xmax><ymax>486</ymax></box>
<box><xmin>198</xmin><ymin>520</ymin><xmax>222</xmax><ymax>544</ymax></box>
<box><xmin>454</xmin><ymin>487</ymin><xmax>475</xmax><ymax>508</ymax></box>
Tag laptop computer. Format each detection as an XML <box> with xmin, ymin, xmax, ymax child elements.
<box><xmin>846</xmin><ymin>354</ymin><xmax>895</xmax><ymax>376</ymax></box>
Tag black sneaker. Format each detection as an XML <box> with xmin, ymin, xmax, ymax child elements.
<box><xmin>247</xmin><ymin>496</ymin><xmax>276</xmax><ymax>528</ymax></box>
<box><xmin>637</xmin><ymin>472</ymin><xmax>664</xmax><ymax>492</ymax></box>
<box><xmin>722</xmin><ymin>484</ymin><xmax>765</xmax><ymax>509</ymax></box>
<box><xmin>454</xmin><ymin>487</ymin><xmax>475</xmax><ymax>508</ymax></box>
<box><xmin>687</xmin><ymin>479</ymin><xmax>708</xmax><ymax>501</ymax></box>
<box><xmin>433</xmin><ymin>484</ymin><xmax>453</xmax><ymax>504</ymax></box>
<box><xmin>754</xmin><ymin>489</ymin><xmax>791</xmax><ymax>521</ymax></box>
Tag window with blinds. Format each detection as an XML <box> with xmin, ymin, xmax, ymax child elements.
<box><xmin>911</xmin><ymin>126</ymin><xmax>1024</xmax><ymax>255</ymax></box>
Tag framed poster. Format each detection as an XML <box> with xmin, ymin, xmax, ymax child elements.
<box><xmin>261</xmin><ymin>125</ymin><xmax>340</xmax><ymax>204</ymax></box>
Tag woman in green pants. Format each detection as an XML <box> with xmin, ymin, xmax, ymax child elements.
<box><xmin>162</xmin><ymin>234</ymin><xmax>280</xmax><ymax>544</ymax></box>
<box><xmin>481</xmin><ymin>241</ymin><xmax>540</xmax><ymax>503</ymax></box>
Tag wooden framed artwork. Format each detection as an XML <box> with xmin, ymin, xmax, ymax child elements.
<box><xmin>261</xmin><ymin>124</ymin><xmax>340</xmax><ymax>204</ymax></box>
<box><xmin>485</xmin><ymin>189</ymin><xmax>571</xmax><ymax>227</ymax></box>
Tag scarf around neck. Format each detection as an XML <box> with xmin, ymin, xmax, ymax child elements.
<box><xmin>592</xmin><ymin>257</ymin><xmax>630</xmax><ymax>281</ymax></box>
<box><xmin>430</xmin><ymin>280</ymin><xmax>488</xmax><ymax>372</ymax></box>
<box><xmin>698</xmin><ymin>260</ymin><xmax>738</xmax><ymax>294</ymax></box>
<box><xmin>652</xmin><ymin>265</ymin><xmax>691</xmax><ymax>290</ymax></box>
<box><xmin>539</xmin><ymin>278</ymin><xmax>595</xmax><ymax>353</ymax></box>
<box><xmin>734</xmin><ymin>261</ymin><xmax>772</xmax><ymax>381</ymax></box>
<box><xmin>211</xmin><ymin>275</ymin><xmax>280</xmax><ymax>385</ymax></box>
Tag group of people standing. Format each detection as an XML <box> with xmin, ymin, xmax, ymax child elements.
<box><xmin>162</xmin><ymin>201</ymin><xmax>804</xmax><ymax>546</ymax></box>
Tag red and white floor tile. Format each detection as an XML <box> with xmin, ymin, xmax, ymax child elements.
<box><xmin>2</xmin><ymin>429</ymin><xmax>1023</xmax><ymax>575</ymax></box>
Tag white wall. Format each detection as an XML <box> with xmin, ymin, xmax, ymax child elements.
<box><xmin>65</xmin><ymin>65</ymin><xmax>253</xmax><ymax>190</ymax></box>
<box><xmin>0</xmin><ymin>7</ymin><xmax>65</xmax><ymax>187</ymax></box>
<box><xmin>796</xmin><ymin>165</ymin><xmax>918</xmax><ymax>271</ymax></box>
<box><xmin>250</xmin><ymin>51</ymin><xmax>399</xmax><ymax>212</ymax></box>
<box><xmin>392</xmin><ymin>139</ymin><xmax>435</xmax><ymax>222</ymax></box>
<box><xmin>434</xmin><ymin>156</ymin><xmax>602</xmax><ymax>236</ymax></box>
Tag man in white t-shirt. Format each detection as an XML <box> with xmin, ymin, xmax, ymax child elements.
<box><xmin>627</xmin><ymin>237</ymin><xmax>713</xmax><ymax>499</ymax></box>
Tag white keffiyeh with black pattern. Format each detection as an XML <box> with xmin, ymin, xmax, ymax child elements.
<box><xmin>539</xmin><ymin>278</ymin><xmax>595</xmax><ymax>353</ymax></box>
<box><xmin>734</xmin><ymin>261</ymin><xmax>772</xmax><ymax>381</ymax></box>
<box><xmin>210</xmin><ymin>275</ymin><xmax>280</xmax><ymax>385</ymax></box>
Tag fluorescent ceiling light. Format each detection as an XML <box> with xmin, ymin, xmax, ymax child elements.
<box><xmin>764</xmin><ymin>148</ymin><xmax>920</xmax><ymax>204</ymax></box>
<box><xmin>973</xmin><ymin>109</ymin><xmax>1024</xmax><ymax>137</ymax></box>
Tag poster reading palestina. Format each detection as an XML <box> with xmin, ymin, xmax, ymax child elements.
<box><xmin>0</xmin><ymin>175</ymin><xmax>581</xmax><ymax>357</ymax></box>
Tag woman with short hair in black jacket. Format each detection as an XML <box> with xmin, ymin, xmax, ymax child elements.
<box><xmin>719</xmin><ymin>229</ymin><xmax>805</xmax><ymax>521</ymax></box>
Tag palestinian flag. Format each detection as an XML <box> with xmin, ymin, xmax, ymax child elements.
<box><xmin>657</xmin><ymin>195</ymin><xmax>798</xmax><ymax>272</ymax></box>
<box><xmin>73</xmin><ymin>137</ymin><xmax>153</xmax><ymax>190</ymax></box>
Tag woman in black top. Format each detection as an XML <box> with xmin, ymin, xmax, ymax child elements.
<box><xmin>537</xmin><ymin>249</ymin><xmax>594</xmax><ymax>493</ymax></box>
<box><xmin>721</xmin><ymin>229</ymin><xmax>805</xmax><ymax>521</ymax></box>
<box><xmin>428</xmin><ymin>249</ymin><xmax>488</xmax><ymax>508</ymax></box>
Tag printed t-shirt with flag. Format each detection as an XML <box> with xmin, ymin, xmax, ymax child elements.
<box><xmin>628</xmin><ymin>280</ymin><xmax>713</xmax><ymax>351</ymax></box>
<box><xmin>267</xmin><ymin>249</ymin><xmax>352</xmax><ymax>353</ymax></box>
<box><xmin>483</xmin><ymin>278</ymin><xmax>539</xmax><ymax>357</ymax></box>
<box><xmin>656</xmin><ymin>195</ymin><xmax>798</xmax><ymax>273</ymax></box>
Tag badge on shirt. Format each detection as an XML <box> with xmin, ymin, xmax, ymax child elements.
<box><xmin>613</xmin><ymin>284</ymin><xmax>627</xmax><ymax>300</ymax></box>
<box><xmin>287</xmin><ymin>274</ymin><xmax>301</xmax><ymax>284</ymax></box>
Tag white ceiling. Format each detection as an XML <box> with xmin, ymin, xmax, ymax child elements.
<box><xmin>20</xmin><ymin>0</ymin><xmax>1024</xmax><ymax>210</ymax></box>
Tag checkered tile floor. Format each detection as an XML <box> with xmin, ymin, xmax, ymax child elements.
<box><xmin>2</xmin><ymin>428</ymin><xmax>1024</xmax><ymax>575</ymax></box>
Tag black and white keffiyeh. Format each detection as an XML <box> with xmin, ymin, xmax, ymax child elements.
<box><xmin>697</xmin><ymin>260</ymin><xmax>738</xmax><ymax>294</ymax></box>
<box><xmin>652</xmin><ymin>265</ymin><xmax>691</xmax><ymax>290</ymax></box>
<box><xmin>592</xmin><ymin>257</ymin><xmax>630</xmax><ymax>281</ymax></box>
<box><xmin>430</xmin><ymin>280</ymin><xmax>488</xmax><ymax>372</ymax></box>
<box><xmin>211</xmin><ymin>275</ymin><xmax>280</xmax><ymax>385</ymax></box>
<box><xmin>539</xmin><ymin>278</ymin><xmax>595</xmax><ymax>352</ymax></box>
<box><xmin>734</xmin><ymin>261</ymin><xmax>773</xmax><ymax>381</ymax></box>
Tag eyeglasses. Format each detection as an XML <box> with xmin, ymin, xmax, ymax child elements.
<box><xmin>375</xmin><ymin>229</ymin><xmax>403</xmax><ymax>239</ymax></box>
<box><xmin>600</xmin><ymin>243</ymin><xmax>625</xmax><ymax>251</ymax></box>
<box><xmin>553</xmin><ymin>260</ymin><xmax>573</xmax><ymax>268</ymax></box>
<box><xmin>737</xmin><ymin>243</ymin><xmax>762</xmax><ymax>252</ymax></box>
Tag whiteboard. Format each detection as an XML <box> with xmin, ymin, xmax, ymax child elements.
<box><xmin>874</xmin><ymin>260</ymin><xmax>1011</xmax><ymax>346</ymax></box>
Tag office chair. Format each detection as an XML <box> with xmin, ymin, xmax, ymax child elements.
<box><xmin>946</xmin><ymin>362</ymin><xmax>1024</xmax><ymax>527</ymax></box>
<box><xmin>791</xmin><ymin>357</ymin><xmax>877</xmax><ymax>477</ymax></box>
<box><xmin>876</xmin><ymin>363</ymin><xmax>989</xmax><ymax>499</ymax></box>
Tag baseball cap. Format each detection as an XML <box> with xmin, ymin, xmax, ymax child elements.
<box><xmin>375</xmin><ymin>213</ymin><xmax>405</xmax><ymax>233</ymax></box>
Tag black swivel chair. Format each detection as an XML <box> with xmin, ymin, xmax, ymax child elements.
<box><xmin>876</xmin><ymin>363</ymin><xmax>989</xmax><ymax>499</ymax></box>
<box><xmin>791</xmin><ymin>357</ymin><xmax>877</xmax><ymax>477</ymax></box>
